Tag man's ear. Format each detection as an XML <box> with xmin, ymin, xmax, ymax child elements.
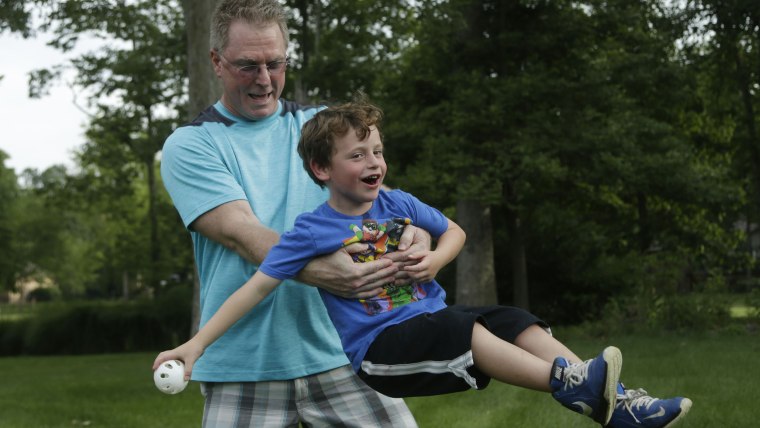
<box><xmin>310</xmin><ymin>160</ymin><xmax>330</xmax><ymax>182</ymax></box>
<box><xmin>210</xmin><ymin>50</ymin><xmax>223</xmax><ymax>77</ymax></box>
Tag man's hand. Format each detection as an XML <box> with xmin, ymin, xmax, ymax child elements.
<box><xmin>298</xmin><ymin>224</ymin><xmax>433</xmax><ymax>297</ymax></box>
<box><xmin>298</xmin><ymin>244</ymin><xmax>399</xmax><ymax>299</ymax></box>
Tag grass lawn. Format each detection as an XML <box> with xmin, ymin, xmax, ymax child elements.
<box><xmin>0</xmin><ymin>330</ymin><xmax>757</xmax><ymax>427</ymax></box>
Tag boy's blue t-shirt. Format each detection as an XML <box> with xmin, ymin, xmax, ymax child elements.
<box><xmin>259</xmin><ymin>189</ymin><xmax>450</xmax><ymax>371</ymax></box>
<box><xmin>160</xmin><ymin>100</ymin><xmax>349</xmax><ymax>381</ymax></box>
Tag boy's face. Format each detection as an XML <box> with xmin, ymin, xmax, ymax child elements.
<box><xmin>315</xmin><ymin>126</ymin><xmax>386</xmax><ymax>215</ymax></box>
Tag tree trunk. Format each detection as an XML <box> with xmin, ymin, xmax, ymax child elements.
<box><xmin>636</xmin><ymin>192</ymin><xmax>651</xmax><ymax>253</ymax></box>
<box><xmin>180</xmin><ymin>0</ymin><xmax>222</xmax><ymax>335</ymax></box>
<box><xmin>292</xmin><ymin>0</ymin><xmax>320</xmax><ymax>104</ymax></box>
<box><xmin>505</xmin><ymin>204</ymin><xmax>529</xmax><ymax>310</ymax></box>
<box><xmin>503</xmin><ymin>177</ymin><xmax>530</xmax><ymax>309</ymax></box>
<box><xmin>455</xmin><ymin>198</ymin><xmax>498</xmax><ymax>306</ymax></box>
<box><xmin>736</xmin><ymin>55</ymin><xmax>760</xmax><ymax>200</ymax></box>
<box><xmin>122</xmin><ymin>271</ymin><xmax>129</xmax><ymax>300</ymax></box>
<box><xmin>181</xmin><ymin>0</ymin><xmax>222</xmax><ymax>119</ymax></box>
<box><xmin>147</xmin><ymin>156</ymin><xmax>159</xmax><ymax>288</ymax></box>
<box><xmin>293</xmin><ymin>0</ymin><xmax>310</xmax><ymax>103</ymax></box>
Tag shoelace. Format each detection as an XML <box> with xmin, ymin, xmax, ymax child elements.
<box><xmin>615</xmin><ymin>388</ymin><xmax>657</xmax><ymax>423</ymax></box>
<box><xmin>560</xmin><ymin>359</ymin><xmax>591</xmax><ymax>390</ymax></box>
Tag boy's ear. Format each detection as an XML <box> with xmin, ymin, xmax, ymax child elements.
<box><xmin>310</xmin><ymin>160</ymin><xmax>330</xmax><ymax>182</ymax></box>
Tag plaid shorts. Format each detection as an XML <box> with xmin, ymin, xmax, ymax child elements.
<box><xmin>200</xmin><ymin>365</ymin><xmax>417</xmax><ymax>428</ymax></box>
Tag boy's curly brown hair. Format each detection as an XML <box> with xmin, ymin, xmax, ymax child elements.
<box><xmin>297</xmin><ymin>96</ymin><xmax>384</xmax><ymax>188</ymax></box>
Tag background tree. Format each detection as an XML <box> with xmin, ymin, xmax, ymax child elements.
<box><xmin>0</xmin><ymin>1</ymin><xmax>195</xmax><ymax>300</ymax></box>
<box><xmin>0</xmin><ymin>0</ymin><xmax>35</xmax><ymax>36</ymax></box>
<box><xmin>283</xmin><ymin>0</ymin><xmax>415</xmax><ymax>103</ymax></box>
<box><xmin>180</xmin><ymin>0</ymin><xmax>221</xmax><ymax>119</ymax></box>
<box><xmin>179</xmin><ymin>0</ymin><xmax>222</xmax><ymax>332</ymax></box>
<box><xmin>380</xmin><ymin>0</ymin><xmax>608</xmax><ymax>309</ymax></box>
<box><xmin>14</xmin><ymin>166</ymin><xmax>102</xmax><ymax>297</ymax></box>
<box><xmin>0</xmin><ymin>0</ymin><xmax>755</xmax><ymax>332</ymax></box>
<box><xmin>685</xmin><ymin>0</ymin><xmax>760</xmax><ymax>281</ymax></box>
<box><xmin>380</xmin><ymin>0</ymin><xmax>744</xmax><ymax>322</ymax></box>
<box><xmin>0</xmin><ymin>152</ymin><xmax>21</xmax><ymax>292</ymax></box>
<box><xmin>28</xmin><ymin>0</ymin><xmax>188</xmax><ymax>292</ymax></box>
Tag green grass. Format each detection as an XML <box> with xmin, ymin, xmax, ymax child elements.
<box><xmin>0</xmin><ymin>353</ymin><xmax>204</xmax><ymax>427</ymax></box>
<box><xmin>0</xmin><ymin>331</ymin><xmax>757</xmax><ymax>427</ymax></box>
<box><xmin>406</xmin><ymin>330</ymin><xmax>760</xmax><ymax>427</ymax></box>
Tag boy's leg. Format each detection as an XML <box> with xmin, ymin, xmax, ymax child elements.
<box><xmin>471</xmin><ymin>323</ymin><xmax>554</xmax><ymax>391</ymax></box>
<box><xmin>459</xmin><ymin>304</ymin><xmax>582</xmax><ymax>364</ymax></box>
<box><xmin>413</xmin><ymin>305</ymin><xmax>575</xmax><ymax>391</ymax></box>
<box><xmin>496</xmin><ymin>317</ymin><xmax>693</xmax><ymax>427</ymax></box>
<box><xmin>467</xmin><ymin>305</ymin><xmax>621</xmax><ymax>425</ymax></box>
<box><xmin>514</xmin><ymin>323</ymin><xmax>583</xmax><ymax>363</ymax></box>
<box><xmin>471</xmin><ymin>322</ymin><xmax>621</xmax><ymax>424</ymax></box>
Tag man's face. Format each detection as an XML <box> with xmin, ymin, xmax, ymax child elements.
<box><xmin>212</xmin><ymin>21</ymin><xmax>287</xmax><ymax>120</ymax></box>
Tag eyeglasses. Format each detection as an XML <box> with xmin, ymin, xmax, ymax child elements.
<box><xmin>217</xmin><ymin>51</ymin><xmax>290</xmax><ymax>77</ymax></box>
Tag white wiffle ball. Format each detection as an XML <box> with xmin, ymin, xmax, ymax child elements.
<box><xmin>153</xmin><ymin>360</ymin><xmax>188</xmax><ymax>394</ymax></box>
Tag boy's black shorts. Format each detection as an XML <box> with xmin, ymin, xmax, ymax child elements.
<box><xmin>357</xmin><ymin>305</ymin><xmax>549</xmax><ymax>398</ymax></box>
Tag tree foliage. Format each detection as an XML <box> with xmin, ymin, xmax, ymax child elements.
<box><xmin>0</xmin><ymin>152</ymin><xmax>21</xmax><ymax>291</ymax></box>
<box><xmin>26</xmin><ymin>0</ymin><xmax>188</xmax><ymax>291</ymax></box>
<box><xmin>0</xmin><ymin>0</ymin><xmax>756</xmax><ymax>328</ymax></box>
<box><xmin>283</xmin><ymin>0</ymin><xmax>415</xmax><ymax>103</ymax></box>
<box><xmin>2</xmin><ymin>1</ymin><xmax>192</xmax><ymax>298</ymax></box>
<box><xmin>379</xmin><ymin>0</ymin><xmax>747</xmax><ymax>320</ymax></box>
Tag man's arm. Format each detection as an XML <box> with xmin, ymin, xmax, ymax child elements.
<box><xmin>191</xmin><ymin>199</ymin><xmax>401</xmax><ymax>298</ymax></box>
<box><xmin>191</xmin><ymin>200</ymin><xmax>278</xmax><ymax>265</ymax></box>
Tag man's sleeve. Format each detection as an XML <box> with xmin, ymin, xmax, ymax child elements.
<box><xmin>160</xmin><ymin>127</ymin><xmax>247</xmax><ymax>229</ymax></box>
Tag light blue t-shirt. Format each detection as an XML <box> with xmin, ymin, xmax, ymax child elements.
<box><xmin>160</xmin><ymin>99</ymin><xmax>348</xmax><ymax>382</ymax></box>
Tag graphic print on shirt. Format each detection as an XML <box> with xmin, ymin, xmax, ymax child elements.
<box><xmin>342</xmin><ymin>217</ymin><xmax>427</xmax><ymax>315</ymax></box>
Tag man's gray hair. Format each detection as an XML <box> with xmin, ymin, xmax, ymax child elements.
<box><xmin>210</xmin><ymin>0</ymin><xmax>289</xmax><ymax>53</ymax></box>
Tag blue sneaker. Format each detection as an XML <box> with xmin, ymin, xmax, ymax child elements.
<box><xmin>550</xmin><ymin>346</ymin><xmax>622</xmax><ymax>425</ymax></box>
<box><xmin>607</xmin><ymin>387</ymin><xmax>692</xmax><ymax>427</ymax></box>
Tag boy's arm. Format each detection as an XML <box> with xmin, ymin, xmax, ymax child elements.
<box><xmin>404</xmin><ymin>218</ymin><xmax>466</xmax><ymax>283</ymax></box>
<box><xmin>192</xmin><ymin>200</ymin><xmax>402</xmax><ymax>297</ymax></box>
<box><xmin>152</xmin><ymin>271</ymin><xmax>282</xmax><ymax>380</ymax></box>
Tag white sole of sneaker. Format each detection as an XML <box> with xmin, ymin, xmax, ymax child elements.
<box><xmin>602</xmin><ymin>346</ymin><xmax>623</xmax><ymax>425</ymax></box>
<box><xmin>664</xmin><ymin>397</ymin><xmax>693</xmax><ymax>428</ymax></box>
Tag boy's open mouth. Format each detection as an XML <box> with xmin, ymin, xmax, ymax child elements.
<box><xmin>361</xmin><ymin>175</ymin><xmax>381</xmax><ymax>185</ymax></box>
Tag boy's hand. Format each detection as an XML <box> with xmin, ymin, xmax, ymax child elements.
<box><xmin>402</xmin><ymin>250</ymin><xmax>444</xmax><ymax>283</ymax></box>
<box><xmin>382</xmin><ymin>225</ymin><xmax>432</xmax><ymax>285</ymax></box>
<box><xmin>152</xmin><ymin>341</ymin><xmax>205</xmax><ymax>381</ymax></box>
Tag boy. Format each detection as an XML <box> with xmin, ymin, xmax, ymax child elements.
<box><xmin>154</xmin><ymin>100</ymin><xmax>691</xmax><ymax>427</ymax></box>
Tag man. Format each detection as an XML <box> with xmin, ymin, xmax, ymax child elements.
<box><xmin>160</xmin><ymin>0</ymin><xmax>421</xmax><ymax>426</ymax></box>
